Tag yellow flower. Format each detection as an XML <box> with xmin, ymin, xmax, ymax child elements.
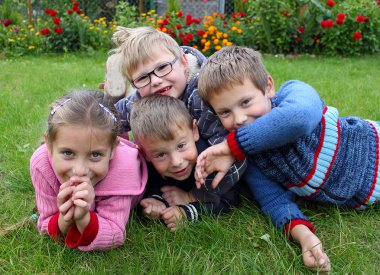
<box><xmin>201</xmin><ymin>39</ymin><xmax>206</xmax><ymax>44</ymax></box>
<box><xmin>157</xmin><ymin>19</ymin><xmax>163</xmax><ymax>24</ymax></box>
<box><xmin>231</xmin><ymin>26</ymin><xmax>237</xmax><ymax>31</ymax></box>
<box><xmin>202</xmin><ymin>34</ymin><xmax>208</xmax><ymax>39</ymax></box>
<box><xmin>223</xmin><ymin>33</ymin><xmax>228</xmax><ymax>38</ymax></box>
<box><xmin>30</xmin><ymin>28</ymin><xmax>35</xmax><ymax>32</ymax></box>
<box><xmin>215</xmin><ymin>45</ymin><xmax>221</xmax><ymax>50</ymax></box>
<box><xmin>28</xmin><ymin>45</ymin><xmax>35</xmax><ymax>50</ymax></box>
<box><xmin>35</xmin><ymin>32</ymin><xmax>40</xmax><ymax>36</ymax></box>
<box><xmin>227</xmin><ymin>42</ymin><xmax>233</xmax><ymax>46</ymax></box>
<box><xmin>89</xmin><ymin>26</ymin><xmax>94</xmax><ymax>30</ymax></box>
<box><xmin>162</xmin><ymin>28</ymin><xmax>167</xmax><ymax>33</ymax></box>
<box><xmin>205</xmin><ymin>41</ymin><xmax>211</xmax><ymax>47</ymax></box>
<box><xmin>9</xmin><ymin>38</ymin><xmax>15</xmax><ymax>42</ymax></box>
<box><xmin>37</xmin><ymin>18</ymin><xmax>41</xmax><ymax>22</ymax></box>
<box><xmin>104</xmin><ymin>30</ymin><xmax>108</xmax><ymax>34</ymax></box>
<box><xmin>235</xmin><ymin>21</ymin><xmax>241</xmax><ymax>25</ymax></box>
<box><xmin>84</xmin><ymin>16</ymin><xmax>89</xmax><ymax>20</ymax></box>
<box><xmin>28</xmin><ymin>24</ymin><xmax>33</xmax><ymax>29</ymax></box>
<box><xmin>222</xmin><ymin>39</ymin><xmax>228</xmax><ymax>45</ymax></box>
<box><xmin>94</xmin><ymin>19</ymin><xmax>99</xmax><ymax>23</ymax></box>
<box><xmin>237</xmin><ymin>29</ymin><xmax>242</xmax><ymax>34</ymax></box>
<box><xmin>193</xmin><ymin>45</ymin><xmax>198</xmax><ymax>49</ymax></box>
<box><xmin>214</xmin><ymin>39</ymin><xmax>219</xmax><ymax>45</ymax></box>
<box><xmin>141</xmin><ymin>13</ymin><xmax>146</xmax><ymax>17</ymax></box>
<box><xmin>95</xmin><ymin>27</ymin><xmax>100</xmax><ymax>30</ymax></box>
<box><xmin>216</xmin><ymin>32</ymin><xmax>223</xmax><ymax>39</ymax></box>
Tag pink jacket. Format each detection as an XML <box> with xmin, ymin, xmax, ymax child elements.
<box><xmin>30</xmin><ymin>138</ymin><xmax>147</xmax><ymax>251</ymax></box>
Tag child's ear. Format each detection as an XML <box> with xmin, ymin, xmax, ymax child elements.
<box><xmin>192</xmin><ymin>119</ymin><xmax>200</xmax><ymax>142</ymax></box>
<box><xmin>110</xmin><ymin>137</ymin><xmax>120</xmax><ymax>160</ymax></box>
<box><xmin>180</xmin><ymin>52</ymin><xmax>188</xmax><ymax>68</ymax></box>
<box><xmin>265</xmin><ymin>76</ymin><xmax>275</xmax><ymax>99</ymax></box>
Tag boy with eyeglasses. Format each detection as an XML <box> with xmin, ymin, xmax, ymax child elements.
<box><xmin>108</xmin><ymin>27</ymin><xmax>247</xmax><ymax>218</ymax></box>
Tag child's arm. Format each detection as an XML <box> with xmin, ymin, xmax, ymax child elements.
<box><xmin>114</xmin><ymin>91</ymin><xmax>142</xmax><ymax>134</ymax></box>
<box><xmin>291</xmin><ymin>225</ymin><xmax>331</xmax><ymax>272</ymax></box>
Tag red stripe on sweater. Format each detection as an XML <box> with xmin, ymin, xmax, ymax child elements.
<box><xmin>286</xmin><ymin>106</ymin><xmax>328</xmax><ymax>189</ymax></box>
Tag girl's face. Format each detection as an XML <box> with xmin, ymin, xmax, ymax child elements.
<box><xmin>46</xmin><ymin>125</ymin><xmax>117</xmax><ymax>186</ymax></box>
<box><xmin>130</xmin><ymin>49</ymin><xmax>188</xmax><ymax>98</ymax></box>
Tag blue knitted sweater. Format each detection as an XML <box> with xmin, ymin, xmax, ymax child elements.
<box><xmin>229</xmin><ymin>80</ymin><xmax>380</xmax><ymax>229</ymax></box>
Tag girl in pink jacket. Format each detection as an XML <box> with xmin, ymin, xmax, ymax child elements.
<box><xmin>30</xmin><ymin>90</ymin><xmax>147</xmax><ymax>251</ymax></box>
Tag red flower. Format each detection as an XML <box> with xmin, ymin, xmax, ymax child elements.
<box><xmin>177</xmin><ymin>11</ymin><xmax>183</xmax><ymax>17</ymax></box>
<box><xmin>353</xmin><ymin>31</ymin><xmax>362</xmax><ymax>41</ymax></box>
<box><xmin>40</xmin><ymin>28</ymin><xmax>51</xmax><ymax>35</ymax></box>
<box><xmin>320</xmin><ymin>19</ymin><xmax>334</xmax><ymax>28</ymax></box>
<box><xmin>72</xmin><ymin>1</ymin><xmax>79</xmax><ymax>7</ymax></box>
<box><xmin>67</xmin><ymin>9</ymin><xmax>73</xmax><ymax>15</ymax></box>
<box><xmin>297</xmin><ymin>27</ymin><xmax>305</xmax><ymax>34</ymax></box>
<box><xmin>337</xmin><ymin>13</ymin><xmax>346</xmax><ymax>20</ymax></box>
<box><xmin>181</xmin><ymin>38</ymin><xmax>189</xmax><ymax>45</ymax></box>
<box><xmin>356</xmin><ymin>15</ymin><xmax>365</xmax><ymax>23</ymax></box>
<box><xmin>238</xmin><ymin>12</ymin><xmax>246</xmax><ymax>17</ymax></box>
<box><xmin>54</xmin><ymin>27</ymin><xmax>63</xmax><ymax>34</ymax></box>
<box><xmin>231</xmin><ymin>12</ymin><xmax>237</xmax><ymax>19</ymax></box>
<box><xmin>197</xmin><ymin>29</ymin><xmax>206</xmax><ymax>36</ymax></box>
<box><xmin>161</xmin><ymin>19</ymin><xmax>169</xmax><ymax>26</ymax></box>
<box><xmin>186</xmin><ymin>33</ymin><xmax>194</xmax><ymax>40</ymax></box>
<box><xmin>192</xmin><ymin>18</ymin><xmax>200</xmax><ymax>24</ymax></box>
<box><xmin>2</xmin><ymin>19</ymin><xmax>12</xmax><ymax>26</ymax></box>
<box><xmin>44</xmin><ymin>9</ymin><xmax>51</xmax><ymax>15</ymax></box>
<box><xmin>378</xmin><ymin>0</ymin><xmax>380</xmax><ymax>5</ymax></box>
<box><xmin>336</xmin><ymin>18</ymin><xmax>344</xmax><ymax>25</ymax></box>
<box><xmin>176</xmin><ymin>24</ymin><xmax>182</xmax><ymax>29</ymax></box>
<box><xmin>49</xmin><ymin>10</ymin><xmax>57</xmax><ymax>17</ymax></box>
<box><xmin>53</xmin><ymin>17</ymin><xmax>61</xmax><ymax>25</ymax></box>
<box><xmin>363</xmin><ymin>17</ymin><xmax>370</xmax><ymax>22</ymax></box>
<box><xmin>186</xmin><ymin>14</ymin><xmax>193</xmax><ymax>26</ymax></box>
<box><xmin>326</xmin><ymin>0</ymin><xmax>335</xmax><ymax>7</ymax></box>
<box><xmin>179</xmin><ymin>32</ymin><xmax>185</xmax><ymax>38</ymax></box>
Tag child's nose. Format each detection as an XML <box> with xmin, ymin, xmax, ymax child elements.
<box><xmin>171</xmin><ymin>153</ymin><xmax>183</xmax><ymax>167</ymax></box>
<box><xmin>235</xmin><ymin>112</ymin><xmax>248</xmax><ymax>126</ymax></box>
<box><xmin>73</xmin><ymin>161</ymin><xmax>89</xmax><ymax>177</ymax></box>
<box><xmin>150</xmin><ymin>74</ymin><xmax>163</xmax><ymax>86</ymax></box>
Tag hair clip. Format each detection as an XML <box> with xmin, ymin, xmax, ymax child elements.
<box><xmin>99</xmin><ymin>103</ymin><xmax>117</xmax><ymax>122</ymax></box>
<box><xmin>50</xmin><ymin>98</ymin><xmax>71</xmax><ymax>116</ymax></box>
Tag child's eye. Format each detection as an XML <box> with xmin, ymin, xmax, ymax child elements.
<box><xmin>155</xmin><ymin>152</ymin><xmax>167</xmax><ymax>159</ymax></box>
<box><xmin>218</xmin><ymin>111</ymin><xmax>230</xmax><ymax>118</ymax></box>
<box><xmin>156</xmin><ymin>63</ymin><xmax>170</xmax><ymax>73</ymax></box>
<box><xmin>242</xmin><ymin>99</ymin><xmax>252</xmax><ymax>107</ymax></box>
<box><xmin>61</xmin><ymin>150</ymin><xmax>73</xmax><ymax>158</ymax></box>
<box><xmin>178</xmin><ymin>143</ymin><xmax>187</xmax><ymax>150</ymax></box>
<box><xmin>91</xmin><ymin>151</ymin><xmax>104</xmax><ymax>160</ymax></box>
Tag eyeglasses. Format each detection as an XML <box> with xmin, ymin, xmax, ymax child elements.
<box><xmin>131</xmin><ymin>57</ymin><xmax>179</xmax><ymax>89</ymax></box>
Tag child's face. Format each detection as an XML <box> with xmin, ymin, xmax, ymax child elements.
<box><xmin>46</xmin><ymin>125</ymin><xmax>116</xmax><ymax>186</ymax></box>
<box><xmin>140</xmin><ymin>121</ymin><xmax>200</xmax><ymax>181</ymax></box>
<box><xmin>209</xmin><ymin>77</ymin><xmax>275</xmax><ymax>132</ymax></box>
<box><xmin>130</xmin><ymin>49</ymin><xmax>188</xmax><ymax>98</ymax></box>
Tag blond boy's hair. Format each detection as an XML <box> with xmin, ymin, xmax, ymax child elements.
<box><xmin>111</xmin><ymin>26</ymin><xmax>182</xmax><ymax>81</ymax></box>
<box><xmin>130</xmin><ymin>94</ymin><xmax>193</xmax><ymax>143</ymax></box>
<box><xmin>198</xmin><ymin>46</ymin><xmax>270</xmax><ymax>102</ymax></box>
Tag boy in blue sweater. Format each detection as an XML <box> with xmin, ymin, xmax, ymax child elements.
<box><xmin>195</xmin><ymin>46</ymin><xmax>379</xmax><ymax>272</ymax></box>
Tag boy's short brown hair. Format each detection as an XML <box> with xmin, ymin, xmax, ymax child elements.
<box><xmin>198</xmin><ymin>46</ymin><xmax>270</xmax><ymax>102</ymax></box>
<box><xmin>111</xmin><ymin>26</ymin><xmax>182</xmax><ymax>81</ymax></box>
<box><xmin>130</xmin><ymin>94</ymin><xmax>193</xmax><ymax>144</ymax></box>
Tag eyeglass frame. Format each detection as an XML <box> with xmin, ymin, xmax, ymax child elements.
<box><xmin>130</xmin><ymin>56</ymin><xmax>180</xmax><ymax>89</ymax></box>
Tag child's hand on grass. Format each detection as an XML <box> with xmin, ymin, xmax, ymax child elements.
<box><xmin>160</xmin><ymin>206</ymin><xmax>185</xmax><ymax>232</ymax></box>
<box><xmin>161</xmin><ymin>186</ymin><xmax>195</xmax><ymax>206</ymax></box>
<box><xmin>140</xmin><ymin>198</ymin><xmax>166</xmax><ymax>219</ymax></box>
<box><xmin>292</xmin><ymin>225</ymin><xmax>331</xmax><ymax>272</ymax></box>
<box><xmin>195</xmin><ymin>140</ymin><xmax>235</xmax><ymax>189</ymax></box>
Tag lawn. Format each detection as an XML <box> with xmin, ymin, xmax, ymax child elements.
<box><xmin>1</xmin><ymin>52</ymin><xmax>380</xmax><ymax>273</ymax></box>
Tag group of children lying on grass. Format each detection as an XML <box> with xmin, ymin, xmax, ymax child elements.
<box><xmin>29</xmin><ymin>26</ymin><xmax>380</xmax><ymax>272</ymax></box>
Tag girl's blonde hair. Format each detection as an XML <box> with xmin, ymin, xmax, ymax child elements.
<box><xmin>198</xmin><ymin>46</ymin><xmax>270</xmax><ymax>103</ymax></box>
<box><xmin>110</xmin><ymin>26</ymin><xmax>182</xmax><ymax>81</ymax></box>
<box><xmin>46</xmin><ymin>90</ymin><xmax>120</xmax><ymax>146</ymax></box>
<box><xmin>130</xmin><ymin>94</ymin><xmax>193</xmax><ymax>143</ymax></box>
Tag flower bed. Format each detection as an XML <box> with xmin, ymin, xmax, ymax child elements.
<box><xmin>1</xmin><ymin>0</ymin><xmax>379</xmax><ymax>56</ymax></box>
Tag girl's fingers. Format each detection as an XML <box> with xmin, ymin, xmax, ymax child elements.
<box><xmin>73</xmin><ymin>198</ymin><xmax>88</xmax><ymax>208</ymax></box>
<box><xmin>63</xmin><ymin>206</ymin><xmax>74</xmax><ymax>221</ymax></box>
<box><xmin>72</xmin><ymin>190</ymin><xmax>89</xmax><ymax>200</ymax></box>
<box><xmin>59</xmin><ymin>198</ymin><xmax>74</xmax><ymax>213</ymax></box>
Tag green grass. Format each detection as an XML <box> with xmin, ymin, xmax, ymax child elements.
<box><xmin>1</xmin><ymin>53</ymin><xmax>380</xmax><ymax>273</ymax></box>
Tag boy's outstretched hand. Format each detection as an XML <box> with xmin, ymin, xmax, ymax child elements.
<box><xmin>292</xmin><ymin>225</ymin><xmax>331</xmax><ymax>272</ymax></box>
<box><xmin>140</xmin><ymin>198</ymin><xmax>166</xmax><ymax>219</ymax></box>
<box><xmin>161</xmin><ymin>186</ymin><xmax>195</xmax><ymax>206</ymax></box>
<box><xmin>161</xmin><ymin>206</ymin><xmax>185</xmax><ymax>232</ymax></box>
<box><xmin>195</xmin><ymin>140</ymin><xmax>235</xmax><ymax>189</ymax></box>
